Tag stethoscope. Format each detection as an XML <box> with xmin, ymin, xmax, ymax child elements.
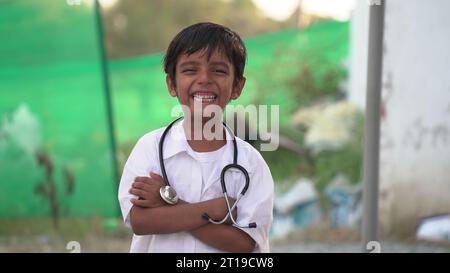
<box><xmin>158</xmin><ymin>116</ymin><xmax>257</xmax><ymax>229</ymax></box>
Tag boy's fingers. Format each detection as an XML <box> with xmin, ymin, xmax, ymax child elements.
<box><xmin>131</xmin><ymin>198</ymin><xmax>151</xmax><ymax>208</ymax></box>
<box><xmin>132</xmin><ymin>181</ymin><xmax>152</xmax><ymax>191</ymax></box>
<box><xmin>129</xmin><ymin>188</ymin><xmax>146</xmax><ymax>198</ymax></box>
<box><xmin>149</xmin><ymin>172</ymin><xmax>164</xmax><ymax>182</ymax></box>
<box><xmin>134</xmin><ymin>176</ymin><xmax>151</xmax><ymax>183</ymax></box>
<box><xmin>134</xmin><ymin>174</ymin><xmax>163</xmax><ymax>184</ymax></box>
<box><xmin>227</xmin><ymin>197</ymin><xmax>236</xmax><ymax>205</ymax></box>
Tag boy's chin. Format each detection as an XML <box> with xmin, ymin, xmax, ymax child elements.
<box><xmin>187</xmin><ymin>104</ymin><xmax>224</xmax><ymax>117</ymax></box>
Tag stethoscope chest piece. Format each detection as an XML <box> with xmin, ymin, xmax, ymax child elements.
<box><xmin>160</xmin><ymin>185</ymin><xmax>178</xmax><ymax>205</ymax></box>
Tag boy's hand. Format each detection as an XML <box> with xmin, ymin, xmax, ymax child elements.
<box><xmin>213</xmin><ymin>197</ymin><xmax>238</xmax><ymax>225</ymax></box>
<box><xmin>130</xmin><ymin>172</ymin><xmax>167</xmax><ymax>208</ymax></box>
<box><xmin>224</xmin><ymin>197</ymin><xmax>238</xmax><ymax>225</ymax></box>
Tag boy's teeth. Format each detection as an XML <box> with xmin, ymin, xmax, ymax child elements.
<box><xmin>193</xmin><ymin>95</ymin><xmax>216</xmax><ymax>102</ymax></box>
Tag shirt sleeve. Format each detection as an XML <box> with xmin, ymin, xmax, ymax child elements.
<box><xmin>234</xmin><ymin>148</ymin><xmax>274</xmax><ymax>253</ymax></box>
<box><xmin>118</xmin><ymin>132</ymin><xmax>159</xmax><ymax>228</ymax></box>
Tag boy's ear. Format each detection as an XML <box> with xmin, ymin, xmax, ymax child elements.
<box><xmin>231</xmin><ymin>77</ymin><xmax>246</xmax><ymax>100</ymax></box>
<box><xmin>166</xmin><ymin>75</ymin><xmax>177</xmax><ymax>97</ymax></box>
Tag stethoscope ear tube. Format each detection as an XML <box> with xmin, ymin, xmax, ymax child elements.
<box><xmin>202</xmin><ymin>193</ymin><xmax>257</xmax><ymax>229</ymax></box>
<box><xmin>220</xmin><ymin>164</ymin><xmax>250</xmax><ymax>195</ymax></box>
<box><xmin>158</xmin><ymin>117</ymin><xmax>183</xmax><ymax>205</ymax></box>
<box><xmin>204</xmin><ymin>163</ymin><xmax>255</xmax><ymax>229</ymax></box>
<box><xmin>159</xmin><ymin>116</ymin><xmax>184</xmax><ymax>188</ymax></box>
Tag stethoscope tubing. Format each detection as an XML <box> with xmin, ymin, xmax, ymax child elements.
<box><xmin>159</xmin><ymin>116</ymin><xmax>256</xmax><ymax>228</ymax></box>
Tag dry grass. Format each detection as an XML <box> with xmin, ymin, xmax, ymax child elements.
<box><xmin>2</xmin><ymin>217</ymin><xmax>450</xmax><ymax>253</ymax></box>
<box><xmin>0</xmin><ymin>217</ymin><xmax>132</xmax><ymax>252</ymax></box>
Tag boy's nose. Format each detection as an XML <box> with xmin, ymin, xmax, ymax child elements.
<box><xmin>196</xmin><ymin>70</ymin><xmax>212</xmax><ymax>84</ymax></box>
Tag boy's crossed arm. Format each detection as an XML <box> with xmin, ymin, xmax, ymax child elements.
<box><xmin>129</xmin><ymin>172</ymin><xmax>256</xmax><ymax>253</ymax></box>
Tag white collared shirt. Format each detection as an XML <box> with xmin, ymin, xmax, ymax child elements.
<box><xmin>118</xmin><ymin>120</ymin><xmax>274</xmax><ymax>253</ymax></box>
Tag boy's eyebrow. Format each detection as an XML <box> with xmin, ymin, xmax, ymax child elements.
<box><xmin>178</xmin><ymin>61</ymin><xmax>200</xmax><ymax>67</ymax></box>
<box><xmin>178</xmin><ymin>61</ymin><xmax>231</xmax><ymax>70</ymax></box>
<box><xmin>209</xmin><ymin>61</ymin><xmax>231</xmax><ymax>68</ymax></box>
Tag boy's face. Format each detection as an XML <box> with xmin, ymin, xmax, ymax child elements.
<box><xmin>166</xmin><ymin>49</ymin><xmax>245</xmax><ymax>120</ymax></box>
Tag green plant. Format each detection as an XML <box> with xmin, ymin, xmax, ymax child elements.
<box><xmin>288</xmin><ymin>56</ymin><xmax>347</xmax><ymax>108</ymax></box>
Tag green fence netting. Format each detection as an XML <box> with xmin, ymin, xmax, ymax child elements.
<box><xmin>0</xmin><ymin>0</ymin><xmax>117</xmax><ymax>218</ymax></box>
<box><xmin>0</xmin><ymin>0</ymin><xmax>349</xmax><ymax>218</ymax></box>
<box><xmin>111</xmin><ymin>20</ymin><xmax>349</xmax><ymax>145</ymax></box>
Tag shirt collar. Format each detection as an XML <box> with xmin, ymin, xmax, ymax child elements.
<box><xmin>160</xmin><ymin>118</ymin><xmax>188</xmax><ymax>160</ymax></box>
<box><xmin>160</xmin><ymin>118</ymin><xmax>252</xmax><ymax>173</ymax></box>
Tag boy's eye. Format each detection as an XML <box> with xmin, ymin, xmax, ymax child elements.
<box><xmin>213</xmin><ymin>69</ymin><xmax>227</xmax><ymax>74</ymax></box>
<box><xmin>182</xmin><ymin>68</ymin><xmax>197</xmax><ymax>73</ymax></box>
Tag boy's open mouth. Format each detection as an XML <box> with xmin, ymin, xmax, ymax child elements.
<box><xmin>192</xmin><ymin>91</ymin><xmax>217</xmax><ymax>103</ymax></box>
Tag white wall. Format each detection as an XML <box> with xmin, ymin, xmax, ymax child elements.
<box><xmin>350</xmin><ymin>0</ymin><xmax>450</xmax><ymax>237</ymax></box>
<box><xmin>348</xmin><ymin>0</ymin><xmax>369</xmax><ymax>109</ymax></box>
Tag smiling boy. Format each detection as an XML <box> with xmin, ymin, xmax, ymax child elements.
<box><xmin>118</xmin><ymin>22</ymin><xmax>274</xmax><ymax>253</ymax></box>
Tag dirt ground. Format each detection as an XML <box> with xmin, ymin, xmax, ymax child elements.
<box><xmin>1</xmin><ymin>218</ymin><xmax>449</xmax><ymax>253</ymax></box>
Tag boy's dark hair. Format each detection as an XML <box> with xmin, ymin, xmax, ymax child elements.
<box><xmin>163</xmin><ymin>22</ymin><xmax>246</xmax><ymax>87</ymax></box>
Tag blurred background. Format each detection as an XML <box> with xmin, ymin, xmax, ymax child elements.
<box><xmin>0</xmin><ymin>0</ymin><xmax>449</xmax><ymax>252</ymax></box>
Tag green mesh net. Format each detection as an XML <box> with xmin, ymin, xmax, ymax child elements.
<box><xmin>0</xmin><ymin>0</ymin><xmax>348</xmax><ymax>218</ymax></box>
<box><xmin>0</xmin><ymin>0</ymin><xmax>117</xmax><ymax>218</ymax></box>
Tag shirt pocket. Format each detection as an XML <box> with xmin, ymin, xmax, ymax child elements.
<box><xmin>202</xmin><ymin>179</ymin><xmax>223</xmax><ymax>200</ymax></box>
<box><xmin>165</xmin><ymin>157</ymin><xmax>201</xmax><ymax>203</ymax></box>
